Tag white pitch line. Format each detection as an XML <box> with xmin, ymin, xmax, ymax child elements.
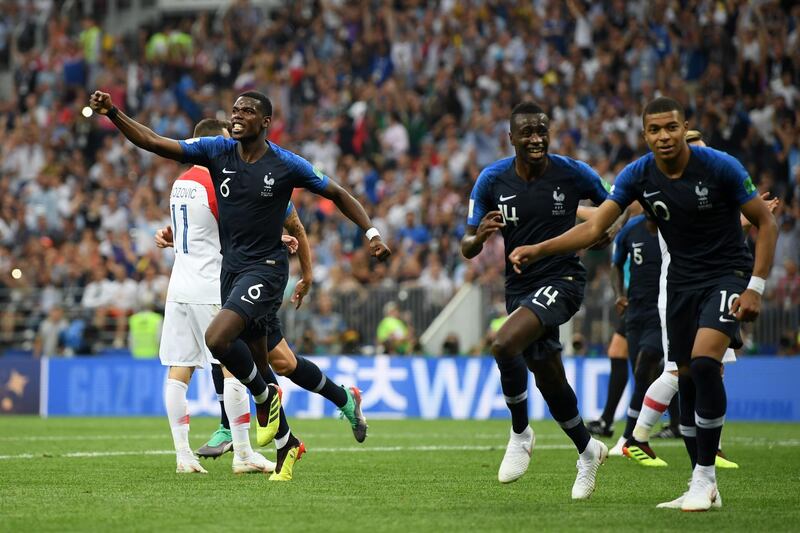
<box><xmin>0</xmin><ymin>434</ymin><xmax>169</xmax><ymax>442</ymax></box>
<box><xmin>0</xmin><ymin>441</ymin><xmax>691</xmax><ymax>461</ymax></box>
<box><xmin>0</xmin><ymin>432</ymin><xmax>571</xmax><ymax>442</ymax></box>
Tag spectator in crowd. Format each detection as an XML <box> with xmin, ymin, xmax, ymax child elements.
<box><xmin>774</xmin><ymin>259</ymin><xmax>800</xmax><ymax>310</ymax></box>
<box><xmin>33</xmin><ymin>306</ymin><xmax>68</xmax><ymax>358</ymax></box>
<box><xmin>441</xmin><ymin>333</ymin><xmax>460</xmax><ymax>356</ymax></box>
<box><xmin>306</xmin><ymin>291</ymin><xmax>346</xmax><ymax>354</ymax></box>
<box><xmin>127</xmin><ymin>302</ymin><xmax>162</xmax><ymax>359</ymax></box>
<box><xmin>377</xmin><ymin>301</ymin><xmax>410</xmax><ymax>355</ymax></box>
<box><xmin>0</xmin><ymin>0</ymin><xmax>797</xmax><ymax>355</ymax></box>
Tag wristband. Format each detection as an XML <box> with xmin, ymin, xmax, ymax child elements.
<box><xmin>365</xmin><ymin>227</ymin><xmax>381</xmax><ymax>241</ymax></box>
<box><xmin>747</xmin><ymin>276</ymin><xmax>765</xmax><ymax>295</ymax></box>
<box><xmin>106</xmin><ymin>106</ymin><xmax>119</xmax><ymax>120</ymax></box>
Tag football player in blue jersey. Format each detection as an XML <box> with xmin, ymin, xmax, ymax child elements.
<box><xmin>462</xmin><ymin>102</ymin><xmax>612</xmax><ymax>499</ymax></box>
<box><xmin>605</xmin><ymin>211</ymin><xmax>668</xmax><ymax>464</ymax></box>
<box><xmin>510</xmin><ymin>97</ymin><xmax>778</xmax><ymax>511</ymax></box>
<box><xmin>89</xmin><ymin>90</ymin><xmax>390</xmax><ymax>464</ymax></box>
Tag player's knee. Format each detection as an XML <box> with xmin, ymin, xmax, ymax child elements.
<box><xmin>204</xmin><ymin>329</ymin><xmax>230</xmax><ymax>358</ymax></box>
<box><xmin>270</xmin><ymin>356</ymin><xmax>294</xmax><ymax>376</ymax></box>
<box><xmin>531</xmin><ymin>360</ymin><xmax>567</xmax><ymax>398</ymax></box>
<box><xmin>490</xmin><ymin>338</ymin><xmax>516</xmax><ymax>359</ymax></box>
<box><xmin>690</xmin><ymin>356</ymin><xmax>722</xmax><ymax>382</ymax></box>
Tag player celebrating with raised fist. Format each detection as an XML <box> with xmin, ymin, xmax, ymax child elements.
<box><xmin>89</xmin><ymin>89</ymin><xmax>390</xmax><ymax>474</ymax></box>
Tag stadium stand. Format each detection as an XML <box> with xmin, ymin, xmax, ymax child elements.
<box><xmin>0</xmin><ymin>0</ymin><xmax>797</xmax><ymax>356</ymax></box>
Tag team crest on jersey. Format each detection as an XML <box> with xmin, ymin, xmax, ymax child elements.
<box><xmin>552</xmin><ymin>187</ymin><xmax>566</xmax><ymax>215</ymax></box>
<box><xmin>262</xmin><ymin>173</ymin><xmax>275</xmax><ymax>197</ymax></box>
<box><xmin>695</xmin><ymin>181</ymin><xmax>711</xmax><ymax>210</ymax></box>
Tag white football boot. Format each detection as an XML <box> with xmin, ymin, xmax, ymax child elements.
<box><xmin>681</xmin><ymin>475</ymin><xmax>720</xmax><ymax>512</ymax></box>
<box><xmin>608</xmin><ymin>436</ymin><xmax>626</xmax><ymax>456</ymax></box>
<box><xmin>498</xmin><ymin>426</ymin><xmax>534</xmax><ymax>483</ymax></box>
<box><xmin>657</xmin><ymin>479</ymin><xmax>722</xmax><ymax>509</ymax></box>
<box><xmin>232</xmin><ymin>450</ymin><xmax>276</xmax><ymax>474</ymax></box>
<box><xmin>176</xmin><ymin>453</ymin><xmax>208</xmax><ymax>474</ymax></box>
<box><xmin>572</xmin><ymin>438</ymin><xmax>608</xmax><ymax>500</ymax></box>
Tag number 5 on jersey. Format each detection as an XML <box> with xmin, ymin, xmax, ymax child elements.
<box><xmin>531</xmin><ymin>285</ymin><xmax>558</xmax><ymax>309</ymax></box>
<box><xmin>241</xmin><ymin>283</ymin><xmax>264</xmax><ymax>305</ymax></box>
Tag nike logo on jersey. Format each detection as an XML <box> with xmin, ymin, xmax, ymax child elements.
<box><xmin>499</xmin><ymin>194</ymin><xmax>517</xmax><ymax>202</ymax></box>
<box><xmin>222</xmin><ymin>168</ymin><xmax>236</xmax><ymax>174</ymax></box>
<box><xmin>632</xmin><ymin>242</ymin><xmax>644</xmax><ymax>247</ymax></box>
<box><xmin>643</xmin><ymin>190</ymin><xmax>660</xmax><ymax>198</ymax></box>
<box><xmin>719</xmin><ymin>315</ymin><xmax>737</xmax><ymax>323</ymax></box>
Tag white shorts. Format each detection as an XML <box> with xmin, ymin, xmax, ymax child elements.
<box><xmin>658</xmin><ymin>303</ymin><xmax>736</xmax><ymax>372</ymax></box>
<box><xmin>159</xmin><ymin>301</ymin><xmax>221</xmax><ymax>367</ymax></box>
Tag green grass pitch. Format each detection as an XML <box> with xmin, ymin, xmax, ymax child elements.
<box><xmin>1</xmin><ymin>418</ymin><xmax>799</xmax><ymax>532</ymax></box>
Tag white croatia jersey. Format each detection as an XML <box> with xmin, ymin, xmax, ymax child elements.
<box><xmin>165</xmin><ymin>165</ymin><xmax>222</xmax><ymax>304</ymax></box>
<box><xmin>657</xmin><ymin>229</ymin><xmax>669</xmax><ymax>312</ymax></box>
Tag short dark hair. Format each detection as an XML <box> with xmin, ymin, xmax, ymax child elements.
<box><xmin>238</xmin><ymin>91</ymin><xmax>273</xmax><ymax>117</ymax></box>
<box><xmin>643</xmin><ymin>97</ymin><xmax>685</xmax><ymax>123</ymax></box>
<box><xmin>193</xmin><ymin>118</ymin><xmax>231</xmax><ymax>137</ymax></box>
<box><xmin>511</xmin><ymin>101</ymin><xmax>547</xmax><ymax>118</ymax></box>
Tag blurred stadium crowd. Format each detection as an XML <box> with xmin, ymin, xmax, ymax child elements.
<box><xmin>0</xmin><ymin>0</ymin><xmax>798</xmax><ymax>357</ymax></box>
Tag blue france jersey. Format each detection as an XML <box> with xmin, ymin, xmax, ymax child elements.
<box><xmin>609</xmin><ymin>146</ymin><xmax>757</xmax><ymax>289</ymax></box>
<box><xmin>179</xmin><ymin>136</ymin><xmax>328</xmax><ymax>272</ymax></box>
<box><xmin>612</xmin><ymin>215</ymin><xmax>660</xmax><ymax>324</ymax></box>
<box><xmin>467</xmin><ymin>155</ymin><xmax>610</xmax><ymax>296</ymax></box>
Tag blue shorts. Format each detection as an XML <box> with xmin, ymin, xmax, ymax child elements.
<box><xmin>625</xmin><ymin>307</ymin><xmax>662</xmax><ymax>358</ymax></box>
<box><xmin>221</xmin><ymin>261</ymin><xmax>287</xmax><ymax>342</ymax></box>
<box><xmin>506</xmin><ymin>277</ymin><xmax>585</xmax><ymax>362</ymax></box>
<box><xmin>626</xmin><ymin>322</ymin><xmax>663</xmax><ymax>360</ymax></box>
<box><xmin>666</xmin><ymin>274</ymin><xmax>747</xmax><ymax>366</ymax></box>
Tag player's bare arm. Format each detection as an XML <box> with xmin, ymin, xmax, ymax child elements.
<box><xmin>509</xmin><ymin>199</ymin><xmax>622</xmax><ymax>273</ymax></box>
<box><xmin>317</xmin><ymin>179</ymin><xmax>391</xmax><ymax>260</ymax></box>
<box><xmin>610</xmin><ymin>263</ymin><xmax>627</xmax><ymax>316</ymax></box>
<box><xmin>574</xmin><ymin>205</ymin><xmax>629</xmax><ymax>249</ymax></box>
<box><xmin>283</xmin><ymin>209</ymin><xmax>312</xmax><ymax>309</ymax></box>
<box><xmin>575</xmin><ymin>205</ymin><xmax>597</xmax><ymax>221</ymax></box>
<box><xmin>461</xmin><ymin>210</ymin><xmax>504</xmax><ymax>259</ymax></box>
<box><xmin>281</xmin><ymin>234</ymin><xmax>299</xmax><ymax>254</ymax></box>
<box><xmin>89</xmin><ymin>91</ymin><xmax>184</xmax><ymax>160</ymax></box>
<box><xmin>730</xmin><ymin>195</ymin><xmax>778</xmax><ymax>322</ymax></box>
<box><xmin>740</xmin><ymin>192</ymin><xmax>779</xmax><ymax>232</ymax></box>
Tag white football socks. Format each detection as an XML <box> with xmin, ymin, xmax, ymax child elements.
<box><xmin>224</xmin><ymin>377</ymin><xmax>253</xmax><ymax>457</ymax></box>
<box><xmin>632</xmin><ymin>372</ymin><xmax>678</xmax><ymax>442</ymax></box>
<box><xmin>165</xmin><ymin>379</ymin><xmax>191</xmax><ymax>455</ymax></box>
<box><xmin>694</xmin><ymin>463</ymin><xmax>716</xmax><ymax>483</ymax></box>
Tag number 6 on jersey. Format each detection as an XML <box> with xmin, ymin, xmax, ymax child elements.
<box><xmin>241</xmin><ymin>283</ymin><xmax>264</xmax><ymax>305</ymax></box>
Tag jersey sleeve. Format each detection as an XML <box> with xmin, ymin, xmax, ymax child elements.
<box><xmin>608</xmin><ymin>160</ymin><xmax>641</xmax><ymax>210</ymax></box>
<box><xmin>712</xmin><ymin>150</ymin><xmax>758</xmax><ymax>205</ymax></box>
<box><xmin>284</xmin><ymin>201</ymin><xmax>294</xmax><ymax>222</ymax></box>
<box><xmin>466</xmin><ymin>168</ymin><xmax>494</xmax><ymax>227</ymax></box>
<box><xmin>275</xmin><ymin>145</ymin><xmax>330</xmax><ymax>193</ymax></box>
<box><xmin>178</xmin><ymin>136</ymin><xmax>231</xmax><ymax>166</ymax></box>
<box><xmin>574</xmin><ymin>160</ymin><xmax>611</xmax><ymax>205</ymax></box>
